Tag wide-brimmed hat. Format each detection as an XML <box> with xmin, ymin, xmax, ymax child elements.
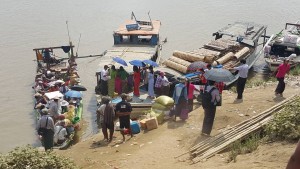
<box><xmin>34</xmin><ymin>93</ymin><xmax>42</xmax><ymax>97</ymax></box>
<box><xmin>53</xmin><ymin>96</ymin><xmax>60</xmax><ymax>100</ymax></box>
<box><xmin>41</xmin><ymin>108</ymin><xmax>49</xmax><ymax>115</ymax></box>
<box><xmin>35</xmin><ymin>103</ymin><xmax>43</xmax><ymax>109</ymax></box>
<box><xmin>61</xmin><ymin>100</ymin><xmax>69</xmax><ymax>106</ymax></box>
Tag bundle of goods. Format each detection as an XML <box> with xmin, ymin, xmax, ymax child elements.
<box><xmin>233</xmin><ymin>47</ymin><xmax>250</xmax><ymax>60</ymax></box>
<box><xmin>204</xmin><ymin>55</ymin><xmax>217</xmax><ymax>64</ymax></box>
<box><xmin>64</xmin><ymin>105</ymin><xmax>75</xmax><ymax>121</ymax></box>
<box><xmin>218</xmin><ymin>39</ymin><xmax>240</xmax><ymax>46</ymax></box>
<box><xmin>189</xmin><ymin>48</ymin><xmax>221</xmax><ymax>58</ymax></box>
<box><xmin>173</xmin><ymin>50</ymin><xmax>205</xmax><ymax>62</ymax></box>
<box><xmin>164</xmin><ymin>60</ymin><xmax>188</xmax><ymax>73</ymax></box>
<box><xmin>168</xmin><ymin>56</ymin><xmax>191</xmax><ymax>67</ymax></box>
<box><xmin>150</xmin><ymin>96</ymin><xmax>174</xmax><ymax>124</ymax></box>
<box><xmin>204</xmin><ymin>39</ymin><xmax>240</xmax><ymax>51</ymax></box>
<box><xmin>283</xmin><ymin>34</ymin><xmax>298</xmax><ymax>44</ymax></box>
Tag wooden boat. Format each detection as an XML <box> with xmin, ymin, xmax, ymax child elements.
<box><xmin>32</xmin><ymin>43</ymin><xmax>83</xmax><ymax>150</ymax></box>
<box><xmin>264</xmin><ymin>22</ymin><xmax>300</xmax><ymax>72</ymax></box>
<box><xmin>95</xmin><ymin>12</ymin><xmax>162</xmax><ymax>118</ymax></box>
<box><xmin>161</xmin><ymin>21</ymin><xmax>268</xmax><ymax>86</ymax></box>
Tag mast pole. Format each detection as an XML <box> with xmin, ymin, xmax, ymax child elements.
<box><xmin>66</xmin><ymin>21</ymin><xmax>75</xmax><ymax>62</ymax></box>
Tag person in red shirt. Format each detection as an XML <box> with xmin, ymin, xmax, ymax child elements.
<box><xmin>275</xmin><ymin>59</ymin><xmax>290</xmax><ymax>97</ymax></box>
<box><xmin>198</xmin><ymin>69</ymin><xmax>207</xmax><ymax>85</ymax></box>
<box><xmin>215</xmin><ymin>81</ymin><xmax>225</xmax><ymax>94</ymax></box>
<box><xmin>186</xmin><ymin>80</ymin><xmax>200</xmax><ymax>112</ymax></box>
<box><xmin>133</xmin><ymin>66</ymin><xmax>141</xmax><ymax>97</ymax></box>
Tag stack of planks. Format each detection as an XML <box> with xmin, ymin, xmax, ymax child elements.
<box><xmin>176</xmin><ymin>94</ymin><xmax>299</xmax><ymax>164</ymax></box>
<box><xmin>204</xmin><ymin>39</ymin><xmax>240</xmax><ymax>51</ymax></box>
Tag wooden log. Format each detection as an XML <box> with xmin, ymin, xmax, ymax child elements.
<box><xmin>164</xmin><ymin>60</ymin><xmax>187</xmax><ymax>73</ymax></box>
<box><xmin>233</xmin><ymin>47</ymin><xmax>250</xmax><ymax>60</ymax></box>
<box><xmin>216</xmin><ymin>52</ymin><xmax>234</xmax><ymax>65</ymax></box>
<box><xmin>173</xmin><ymin>50</ymin><xmax>205</xmax><ymax>62</ymax></box>
<box><xmin>169</xmin><ymin>56</ymin><xmax>191</xmax><ymax>67</ymax></box>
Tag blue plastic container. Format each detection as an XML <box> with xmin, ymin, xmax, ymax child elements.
<box><xmin>130</xmin><ymin>121</ymin><xmax>140</xmax><ymax>134</ymax></box>
<box><xmin>126</xmin><ymin>24</ymin><xmax>139</xmax><ymax>31</ymax></box>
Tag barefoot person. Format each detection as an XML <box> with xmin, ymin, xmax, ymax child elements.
<box><xmin>275</xmin><ymin>58</ymin><xmax>290</xmax><ymax>97</ymax></box>
<box><xmin>100</xmin><ymin>97</ymin><xmax>115</xmax><ymax>142</ymax></box>
<box><xmin>115</xmin><ymin>93</ymin><xmax>133</xmax><ymax>142</ymax></box>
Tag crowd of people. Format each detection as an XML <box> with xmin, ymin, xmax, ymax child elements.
<box><xmin>98</xmin><ymin>64</ymin><xmax>173</xmax><ymax>99</ymax></box>
<box><xmin>33</xmin><ymin>55</ymin><xmax>82</xmax><ymax>151</ymax></box>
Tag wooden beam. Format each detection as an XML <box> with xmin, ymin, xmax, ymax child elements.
<box><xmin>33</xmin><ymin>46</ymin><xmax>75</xmax><ymax>51</ymax></box>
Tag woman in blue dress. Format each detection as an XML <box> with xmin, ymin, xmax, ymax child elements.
<box><xmin>148</xmin><ymin>66</ymin><xmax>155</xmax><ymax>99</ymax></box>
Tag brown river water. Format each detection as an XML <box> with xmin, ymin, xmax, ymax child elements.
<box><xmin>0</xmin><ymin>0</ymin><xmax>299</xmax><ymax>152</ymax></box>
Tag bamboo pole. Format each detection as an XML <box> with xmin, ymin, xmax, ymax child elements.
<box><xmin>176</xmin><ymin>96</ymin><xmax>298</xmax><ymax>159</ymax></box>
<box><xmin>187</xmin><ymin>95</ymin><xmax>298</xmax><ymax>162</ymax></box>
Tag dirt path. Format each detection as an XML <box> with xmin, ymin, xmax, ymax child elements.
<box><xmin>58</xmin><ymin>81</ymin><xmax>300</xmax><ymax>169</ymax></box>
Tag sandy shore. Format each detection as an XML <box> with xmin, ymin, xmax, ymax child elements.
<box><xmin>57</xmin><ymin>79</ymin><xmax>300</xmax><ymax>169</ymax></box>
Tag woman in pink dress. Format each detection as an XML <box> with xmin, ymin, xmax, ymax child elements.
<box><xmin>186</xmin><ymin>80</ymin><xmax>200</xmax><ymax>112</ymax></box>
<box><xmin>133</xmin><ymin>66</ymin><xmax>141</xmax><ymax>97</ymax></box>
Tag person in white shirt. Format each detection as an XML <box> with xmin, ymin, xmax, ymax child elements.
<box><xmin>37</xmin><ymin>109</ymin><xmax>55</xmax><ymax>151</ymax></box>
<box><xmin>232</xmin><ymin>59</ymin><xmax>249</xmax><ymax>100</ymax></box>
<box><xmin>54</xmin><ymin>121</ymin><xmax>68</xmax><ymax>145</ymax></box>
<box><xmin>100</xmin><ymin>65</ymin><xmax>109</xmax><ymax>96</ymax></box>
<box><xmin>48</xmin><ymin>97</ymin><xmax>60</xmax><ymax>121</ymax></box>
<box><xmin>160</xmin><ymin>72</ymin><xmax>170</xmax><ymax>96</ymax></box>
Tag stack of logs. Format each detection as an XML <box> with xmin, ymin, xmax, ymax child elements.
<box><xmin>163</xmin><ymin>37</ymin><xmax>251</xmax><ymax>74</ymax></box>
<box><xmin>175</xmin><ymin>94</ymin><xmax>299</xmax><ymax>164</ymax></box>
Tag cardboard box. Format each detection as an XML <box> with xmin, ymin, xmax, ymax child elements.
<box><xmin>145</xmin><ymin>117</ymin><xmax>158</xmax><ymax>130</ymax></box>
<box><xmin>139</xmin><ymin>119</ymin><xmax>147</xmax><ymax>130</ymax></box>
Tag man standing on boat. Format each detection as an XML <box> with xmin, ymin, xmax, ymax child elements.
<box><xmin>115</xmin><ymin>93</ymin><xmax>133</xmax><ymax>142</ymax></box>
<box><xmin>37</xmin><ymin>109</ymin><xmax>55</xmax><ymax>151</ymax></box>
<box><xmin>274</xmin><ymin>58</ymin><xmax>290</xmax><ymax>97</ymax></box>
<box><xmin>100</xmin><ymin>65</ymin><xmax>109</xmax><ymax>96</ymax></box>
<box><xmin>48</xmin><ymin>96</ymin><xmax>60</xmax><ymax>122</ymax></box>
<box><xmin>230</xmin><ymin>59</ymin><xmax>249</xmax><ymax>101</ymax></box>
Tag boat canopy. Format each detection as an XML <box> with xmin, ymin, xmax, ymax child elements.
<box><xmin>113</xmin><ymin>20</ymin><xmax>161</xmax><ymax>45</ymax></box>
<box><xmin>114</xmin><ymin>20</ymin><xmax>161</xmax><ymax>35</ymax></box>
<box><xmin>216</xmin><ymin>21</ymin><xmax>267</xmax><ymax>41</ymax></box>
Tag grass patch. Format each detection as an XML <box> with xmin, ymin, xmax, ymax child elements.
<box><xmin>246</xmin><ymin>79</ymin><xmax>266</xmax><ymax>88</ymax></box>
<box><xmin>0</xmin><ymin>145</ymin><xmax>79</xmax><ymax>169</ymax></box>
<box><xmin>229</xmin><ymin>86</ymin><xmax>237</xmax><ymax>93</ymax></box>
<box><xmin>265</xmin><ymin>96</ymin><xmax>300</xmax><ymax>141</ymax></box>
<box><xmin>290</xmin><ymin>65</ymin><xmax>300</xmax><ymax>76</ymax></box>
<box><xmin>227</xmin><ymin>133</ymin><xmax>260</xmax><ymax>162</ymax></box>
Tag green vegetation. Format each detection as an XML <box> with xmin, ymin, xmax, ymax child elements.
<box><xmin>265</xmin><ymin>97</ymin><xmax>300</xmax><ymax>141</ymax></box>
<box><xmin>227</xmin><ymin>97</ymin><xmax>300</xmax><ymax>162</ymax></box>
<box><xmin>245</xmin><ymin>79</ymin><xmax>266</xmax><ymax>88</ymax></box>
<box><xmin>0</xmin><ymin>145</ymin><xmax>79</xmax><ymax>169</ymax></box>
<box><xmin>229</xmin><ymin>86</ymin><xmax>237</xmax><ymax>93</ymax></box>
<box><xmin>290</xmin><ymin>65</ymin><xmax>300</xmax><ymax>76</ymax></box>
<box><xmin>228</xmin><ymin>133</ymin><xmax>260</xmax><ymax>162</ymax></box>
